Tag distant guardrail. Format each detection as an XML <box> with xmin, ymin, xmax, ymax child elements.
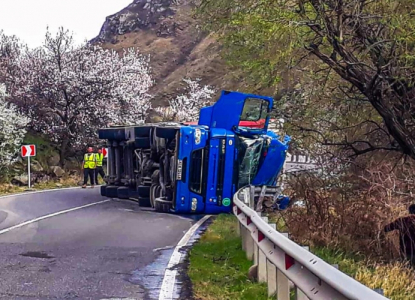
<box><xmin>284</xmin><ymin>153</ymin><xmax>319</xmax><ymax>174</ymax></box>
<box><xmin>233</xmin><ymin>186</ymin><xmax>388</xmax><ymax>300</ymax></box>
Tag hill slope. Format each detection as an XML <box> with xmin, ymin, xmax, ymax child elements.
<box><xmin>92</xmin><ymin>0</ymin><xmax>239</xmax><ymax>106</ymax></box>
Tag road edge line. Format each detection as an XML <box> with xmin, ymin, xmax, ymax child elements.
<box><xmin>0</xmin><ymin>199</ymin><xmax>111</xmax><ymax>235</ymax></box>
<box><xmin>158</xmin><ymin>215</ymin><xmax>211</xmax><ymax>300</ymax></box>
<box><xmin>0</xmin><ymin>186</ymin><xmax>82</xmax><ymax>200</ymax></box>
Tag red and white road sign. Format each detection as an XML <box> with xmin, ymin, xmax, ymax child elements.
<box><xmin>21</xmin><ymin>145</ymin><xmax>36</xmax><ymax>157</ymax></box>
<box><xmin>102</xmin><ymin>148</ymin><xmax>108</xmax><ymax>158</ymax></box>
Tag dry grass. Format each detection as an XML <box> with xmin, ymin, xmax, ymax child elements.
<box><xmin>355</xmin><ymin>263</ymin><xmax>415</xmax><ymax>299</ymax></box>
<box><xmin>0</xmin><ymin>175</ymin><xmax>80</xmax><ymax>196</ymax></box>
<box><xmin>313</xmin><ymin>247</ymin><xmax>415</xmax><ymax>299</ymax></box>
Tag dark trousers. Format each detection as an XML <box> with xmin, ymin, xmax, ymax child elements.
<box><xmin>83</xmin><ymin>168</ymin><xmax>95</xmax><ymax>185</ymax></box>
<box><xmin>95</xmin><ymin>166</ymin><xmax>105</xmax><ymax>184</ymax></box>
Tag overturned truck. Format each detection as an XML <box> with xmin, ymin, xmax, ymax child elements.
<box><xmin>98</xmin><ymin>91</ymin><xmax>290</xmax><ymax>214</ymax></box>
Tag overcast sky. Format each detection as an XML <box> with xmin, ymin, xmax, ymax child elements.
<box><xmin>0</xmin><ymin>0</ymin><xmax>132</xmax><ymax>48</ymax></box>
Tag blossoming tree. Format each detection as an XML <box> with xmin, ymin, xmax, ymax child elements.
<box><xmin>10</xmin><ymin>28</ymin><xmax>153</xmax><ymax>165</ymax></box>
<box><xmin>157</xmin><ymin>78</ymin><xmax>216</xmax><ymax>122</ymax></box>
<box><xmin>0</xmin><ymin>84</ymin><xmax>29</xmax><ymax>172</ymax></box>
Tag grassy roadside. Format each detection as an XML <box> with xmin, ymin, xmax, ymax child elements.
<box><xmin>188</xmin><ymin>214</ymin><xmax>270</xmax><ymax>300</ymax></box>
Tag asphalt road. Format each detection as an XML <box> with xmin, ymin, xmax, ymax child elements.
<box><xmin>0</xmin><ymin>188</ymin><xmax>195</xmax><ymax>300</ymax></box>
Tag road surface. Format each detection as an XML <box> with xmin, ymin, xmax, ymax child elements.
<box><xmin>0</xmin><ymin>188</ymin><xmax>196</xmax><ymax>299</ymax></box>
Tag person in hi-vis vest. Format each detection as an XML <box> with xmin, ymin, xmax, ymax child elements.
<box><xmin>82</xmin><ymin>146</ymin><xmax>96</xmax><ymax>188</ymax></box>
<box><xmin>95</xmin><ymin>148</ymin><xmax>106</xmax><ymax>185</ymax></box>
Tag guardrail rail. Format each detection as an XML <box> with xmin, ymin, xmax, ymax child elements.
<box><xmin>233</xmin><ymin>186</ymin><xmax>388</xmax><ymax>300</ymax></box>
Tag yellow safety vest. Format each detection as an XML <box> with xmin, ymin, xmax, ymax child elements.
<box><xmin>83</xmin><ymin>153</ymin><xmax>96</xmax><ymax>169</ymax></box>
<box><xmin>95</xmin><ymin>153</ymin><xmax>104</xmax><ymax>167</ymax></box>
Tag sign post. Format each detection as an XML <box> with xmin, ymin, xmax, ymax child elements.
<box><xmin>21</xmin><ymin>145</ymin><xmax>36</xmax><ymax>189</ymax></box>
<box><xmin>102</xmin><ymin>148</ymin><xmax>108</xmax><ymax>175</ymax></box>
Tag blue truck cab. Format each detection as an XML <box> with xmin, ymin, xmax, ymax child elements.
<box><xmin>99</xmin><ymin>91</ymin><xmax>290</xmax><ymax>214</ymax></box>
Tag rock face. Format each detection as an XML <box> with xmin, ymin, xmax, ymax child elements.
<box><xmin>92</xmin><ymin>0</ymin><xmax>177</xmax><ymax>43</ymax></box>
<box><xmin>92</xmin><ymin>0</ymin><xmax>241</xmax><ymax>107</ymax></box>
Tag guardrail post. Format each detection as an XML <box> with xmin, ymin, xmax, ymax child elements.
<box><xmin>267</xmin><ymin>224</ymin><xmax>277</xmax><ymax>297</ymax></box>
<box><xmin>258</xmin><ymin>248</ymin><xmax>267</xmax><ymax>283</ymax></box>
<box><xmin>295</xmin><ymin>246</ymin><xmax>310</xmax><ymax>300</ymax></box>
<box><xmin>267</xmin><ymin>257</ymin><xmax>277</xmax><ymax>297</ymax></box>
<box><xmin>276</xmin><ymin>232</ymin><xmax>290</xmax><ymax>300</ymax></box>
<box><xmin>245</xmin><ymin>231</ymin><xmax>255</xmax><ymax>261</ymax></box>
<box><xmin>258</xmin><ymin>217</ymin><xmax>270</xmax><ymax>283</ymax></box>
<box><xmin>241</xmin><ymin>225</ymin><xmax>247</xmax><ymax>251</ymax></box>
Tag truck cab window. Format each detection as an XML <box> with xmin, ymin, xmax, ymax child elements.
<box><xmin>239</xmin><ymin>98</ymin><xmax>269</xmax><ymax>130</ymax></box>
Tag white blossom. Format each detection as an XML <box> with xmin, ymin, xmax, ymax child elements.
<box><xmin>0</xmin><ymin>84</ymin><xmax>29</xmax><ymax>170</ymax></box>
<box><xmin>157</xmin><ymin>78</ymin><xmax>215</xmax><ymax>122</ymax></box>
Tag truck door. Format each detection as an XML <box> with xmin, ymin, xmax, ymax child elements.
<box><xmin>199</xmin><ymin>91</ymin><xmax>273</xmax><ymax>136</ymax></box>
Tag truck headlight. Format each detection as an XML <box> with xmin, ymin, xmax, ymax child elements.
<box><xmin>191</xmin><ymin>198</ymin><xmax>197</xmax><ymax>211</ymax></box>
<box><xmin>195</xmin><ymin>129</ymin><xmax>201</xmax><ymax>145</ymax></box>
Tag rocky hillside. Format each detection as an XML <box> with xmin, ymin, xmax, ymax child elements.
<box><xmin>92</xmin><ymin>0</ymin><xmax>240</xmax><ymax>107</ymax></box>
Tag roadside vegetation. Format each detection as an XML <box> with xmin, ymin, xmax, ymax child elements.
<box><xmin>314</xmin><ymin>247</ymin><xmax>415</xmax><ymax>299</ymax></box>
<box><xmin>194</xmin><ymin>1</ymin><xmax>415</xmax><ymax>297</ymax></box>
<box><xmin>188</xmin><ymin>214</ymin><xmax>269</xmax><ymax>300</ymax></box>
<box><xmin>190</xmin><ymin>214</ymin><xmax>415</xmax><ymax>299</ymax></box>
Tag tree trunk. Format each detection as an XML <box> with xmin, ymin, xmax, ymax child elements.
<box><xmin>59</xmin><ymin>139</ymin><xmax>69</xmax><ymax>167</ymax></box>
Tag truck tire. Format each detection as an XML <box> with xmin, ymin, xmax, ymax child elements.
<box><xmin>155</xmin><ymin>127</ymin><xmax>178</xmax><ymax>139</ymax></box>
<box><xmin>138</xmin><ymin>185</ymin><xmax>150</xmax><ymax>197</ymax></box>
<box><xmin>134</xmin><ymin>126</ymin><xmax>153</xmax><ymax>137</ymax></box>
<box><xmin>100</xmin><ymin>185</ymin><xmax>107</xmax><ymax>197</ymax></box>
<box><xmin>117</xmin><ymin>187</ymin><xmax>130</xmax><ymax>199</ymax></box>
<box><xmin>135</xmin><ymin>137</ymin><xmax>151</xmax><ymax>148</ymax></box>
<box><xmin>106</xmin><ymin>186</ymin><xmax>119</xmax><ymax>198</ymax></box>
<box><xmin>154</xmin><ymin>198</ymin><xmax>172</xmax><ymax>213</ymax></box>
<box><xmin>139</xmin><ymin>197</ymin><xmax>152</xmax><ymax>207</ymax></box>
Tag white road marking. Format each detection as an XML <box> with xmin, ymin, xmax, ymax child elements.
<box><xmin>158</xmin><ymin>215</ymin><xmax>211</xmax><ymax>300</ymax></box>
<box><xmin>0</xmin><ymin>199</ymin><xmax>111</xmax><ymax>235</ymax></box>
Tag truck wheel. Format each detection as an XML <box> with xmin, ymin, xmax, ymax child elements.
<box><xmin>139</xmin><ymin>197</ymin><xmax>152</xmax><ymax>207</ymax></box>
<box><xmin>155</xmin><ymin>126</ymin><xmax>178</xmax><ymax>139</ymax></box>
<box><xmin>117</xmin><ymin>187</ymin><xmax>130</xmax><ymax>199</ymax></box>
<box><xmin>106</xmin><ymin>186</ymin><xmax>119</xmax><ymax>198</ymax></box>
<box><xmin>100</xmin><ymin>185</ymin><xmax>107</xmax><ymax>197</ymax></box>
<box><xmin>154</xmin><ymin>198</ymin><xmax>172</xmax><ymax>213</ymax></box>
<box><xmin>135</xmin><ymin>137</ymin><xmax>151</xmax><ymax>148</ymax></box>
<box><xmin>138</xmin><ymin>185</ymin><xmax>150</xmax><ymax>197</ymax></box>
<box><xmin>134</xmin><ymin>126</ymin><xmax>153</xmax><ymax>137</ymax></box>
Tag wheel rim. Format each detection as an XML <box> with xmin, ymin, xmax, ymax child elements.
<box><xmin>150</xmin><ymin>185</ymin><xmax>162</xmax><ymax>208</ymax></box>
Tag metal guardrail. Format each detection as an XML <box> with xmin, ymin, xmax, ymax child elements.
<box><xmin>286</xmin><ymin>153</ymin><xmax>313</xmax><ymax>164</ymax></box>
<box><xmin>233</xmin><ymin>186</ymin><xmax>388</xmax><ymax>300</ymax></box>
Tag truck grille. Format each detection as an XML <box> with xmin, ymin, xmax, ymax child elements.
<box><xmin>216</xmin><ymin>139</ymin><xmax>226</xmax><ymax>205</ymax></box>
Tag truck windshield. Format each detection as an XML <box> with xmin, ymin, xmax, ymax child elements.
<box><xmin>236</xmin><ymin>136</ymin><xmax>264</xmax><ymax>188</ymax></box>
